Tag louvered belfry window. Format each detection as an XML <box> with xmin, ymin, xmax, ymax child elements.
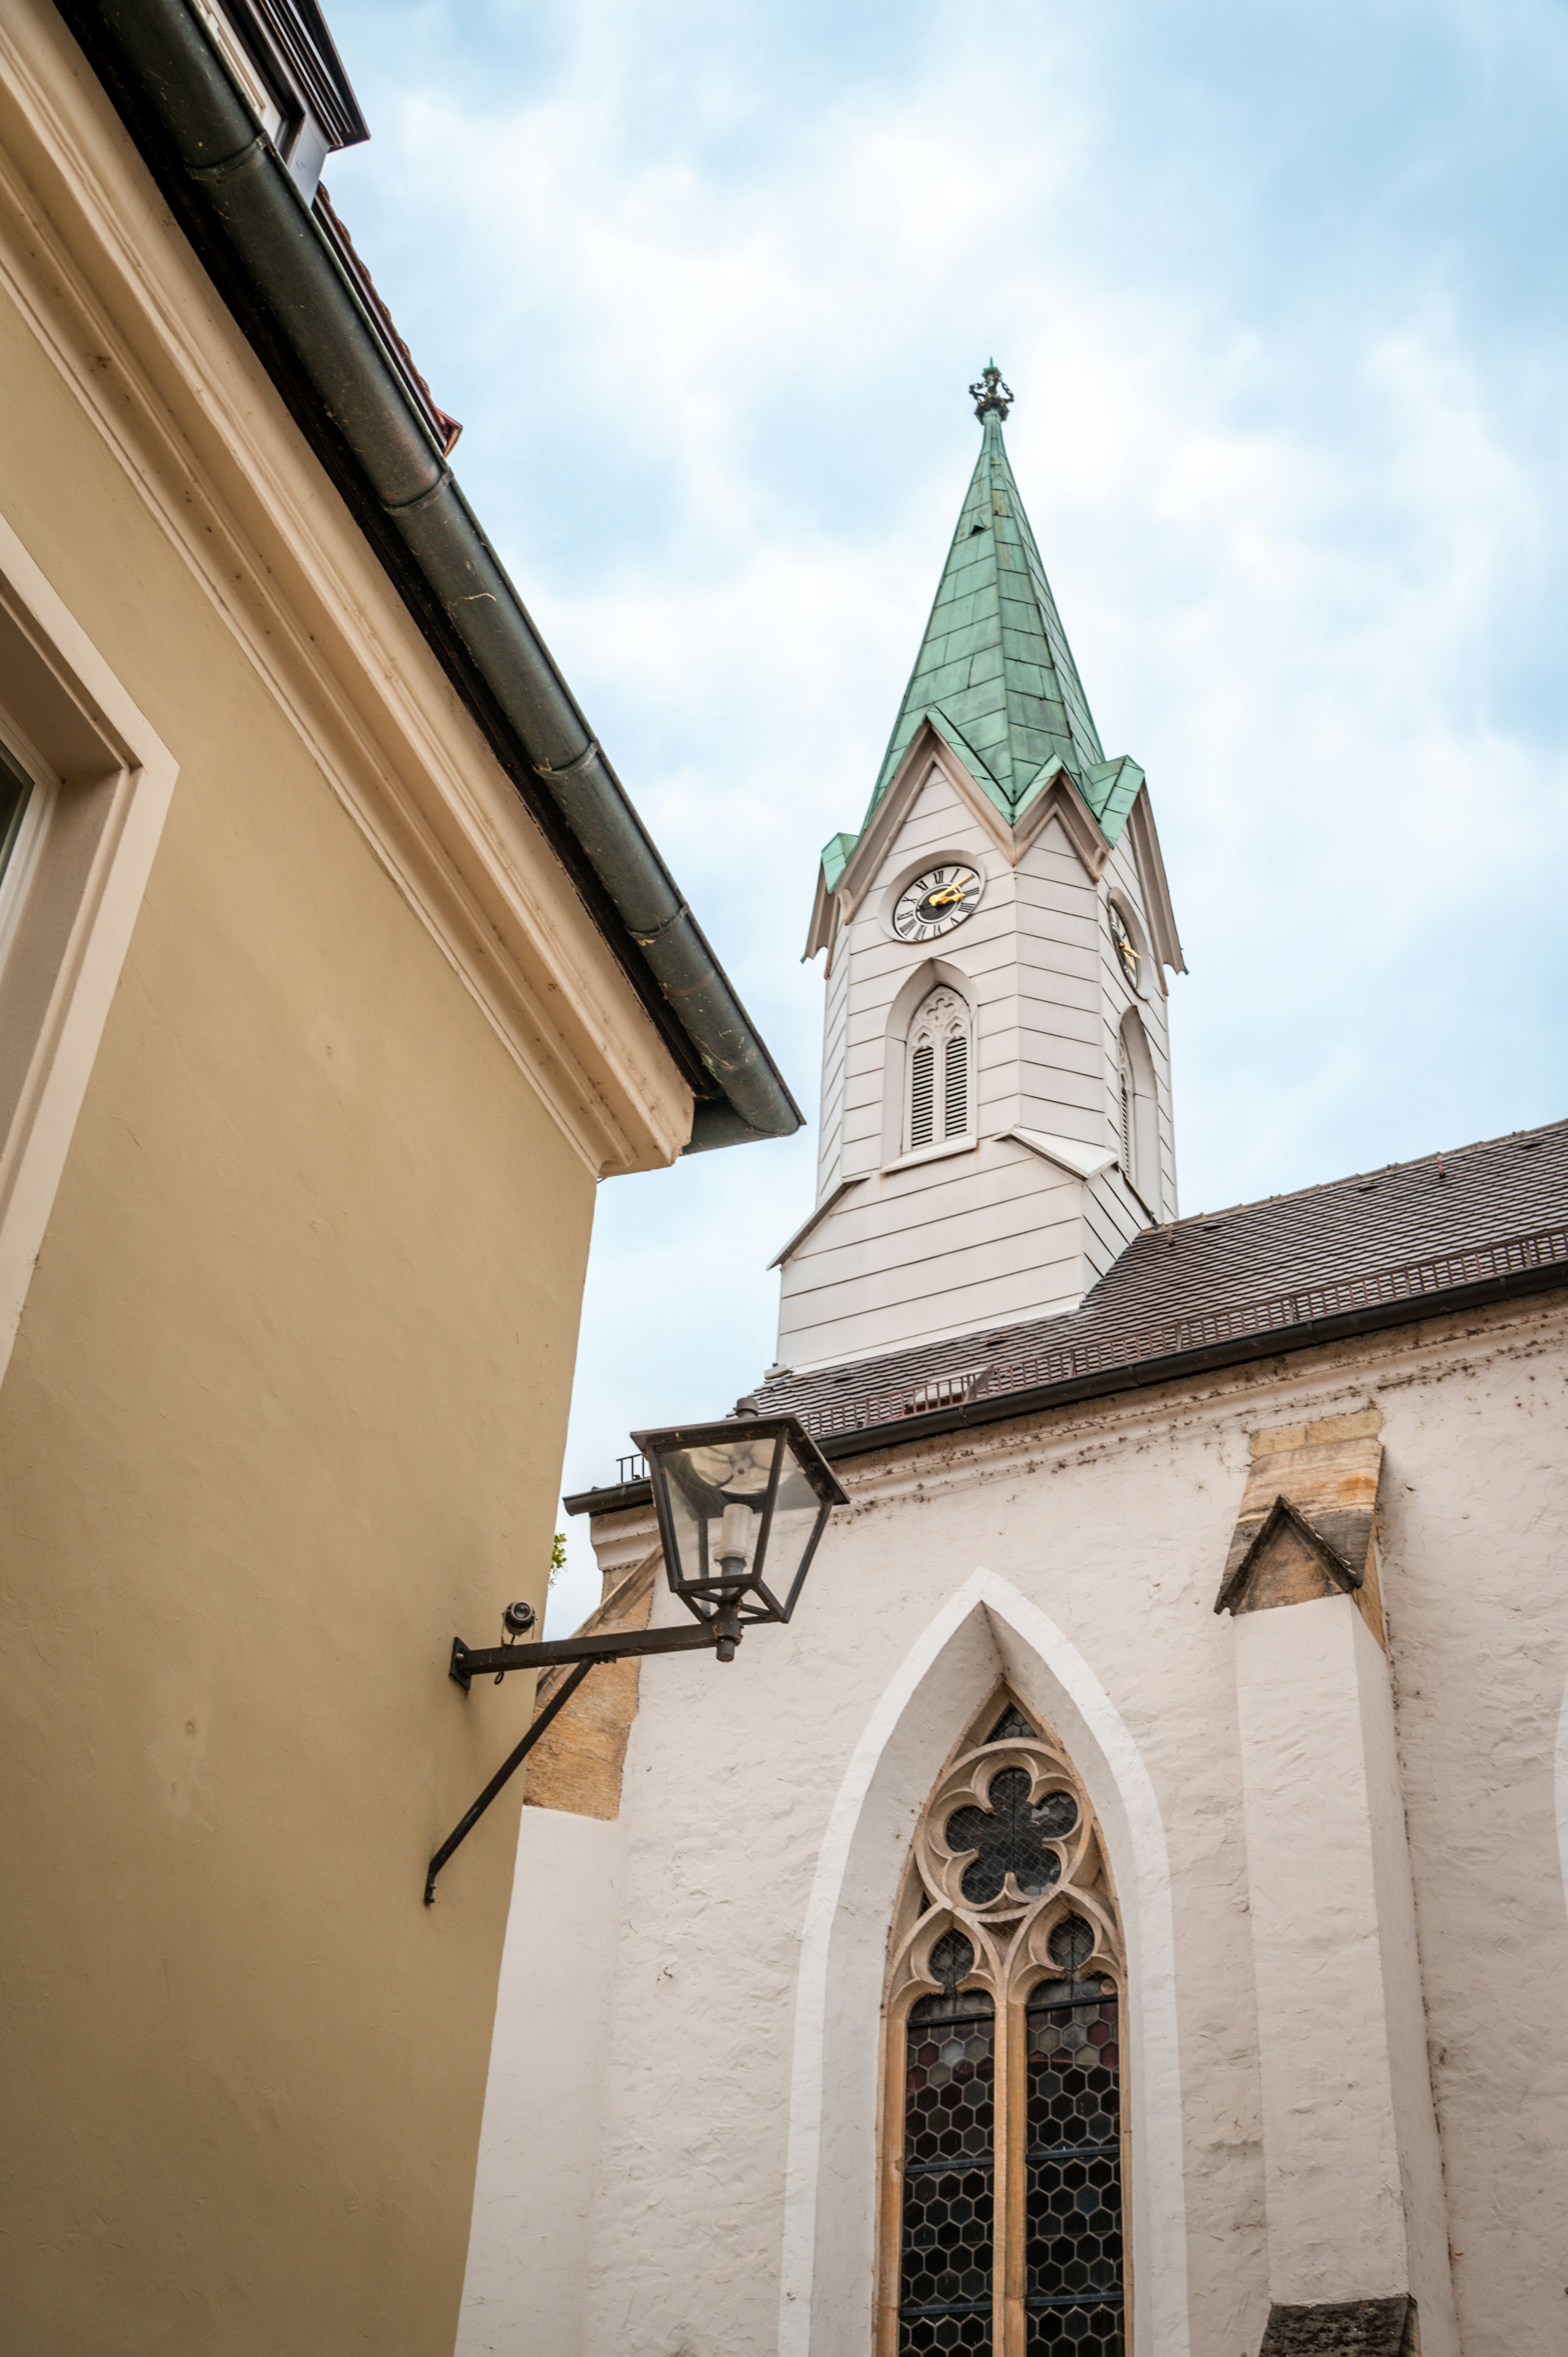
<box><xmin>881</xmin><ymin>1696</ymin><xmax>1128</xmax><ymax>2357</ymax></box>
<box><xmin>944</xmin><ymin>1032</ymin><xmax>968</xmax><ymax>1138</ymax></box>
<box><xmin>910</xmin><ymin>1040</ymin><xmax>937</xmax><ymax>1150</ymax></box>
<box><xmin>907</xmin><ymin>987</ymin><xmax>972</xmax><ymax>1152</ymax></box>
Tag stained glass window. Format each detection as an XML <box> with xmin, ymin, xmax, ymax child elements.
<box><xmin>1024</xmin><ymin>1918</ymin><xmax>1124</xmax><ymax>2355</ymax></box>
<box><xmin>945</xmin><ymin>1769</ymin><xmax>1078</xmax><ymax>1906</ymax></box>
<box><xmin>900</xmin><ymin>1969</ymin><xmax>995</xmax><ymax>2354</ymax></box>
<box><xmin>886</xmin><ymin>1697</ymin><xmax>1128</xmax><ymax>2357</ymax></box>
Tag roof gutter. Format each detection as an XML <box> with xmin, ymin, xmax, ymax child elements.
<box><xmin>564</xmin><ymin>1248</ymin><xmax>1568</xmax><ymax>1513</ymax></box>
<box><xmin>56</xmin><ymin>0</ymin><xmax>802</xmax><ymax>1155</ymax></box>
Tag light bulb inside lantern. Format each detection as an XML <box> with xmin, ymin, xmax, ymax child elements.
<box><xmin>717</xmin><ymin>1500</ymin><xmax>753</xmax><ymax>1571</ymax></box>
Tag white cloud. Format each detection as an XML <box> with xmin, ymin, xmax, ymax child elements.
<box><xmin>324</xmin><ymin>0</ymin><xmax>1568</xmax><ymax>1633</ymax></box>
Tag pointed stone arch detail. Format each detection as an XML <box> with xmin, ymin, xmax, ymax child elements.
<box><xmin>774</xmin><ymin>1569</ymin><xmax>1189</xmax><ymax>2357</ymax></box>
<box><xmin>877</xmin><ymin>1686</ymin><xmax>1129</xmax><ymax>2354</ymax></box>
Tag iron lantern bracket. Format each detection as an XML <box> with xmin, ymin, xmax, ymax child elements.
<box><xmin>424</xmin><ymin>1619</ymin><xmax>729</xmax><ymax>1905</ymax></box>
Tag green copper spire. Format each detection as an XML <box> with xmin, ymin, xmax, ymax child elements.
<box><xmin>864</xmin><ymin>367</ymin><xmax>1106</xmax><ymax>826</ymax></box>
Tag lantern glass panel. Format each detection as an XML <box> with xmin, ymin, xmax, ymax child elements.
<box><xmin>756</xmin><ymin>1442</ymin><xmax>828</xmax><ymax>1617</ymax></box>
<box><xmin>660</xmin><ymin>1430</ymin><xmax>782</xmax><ymax>1596</ymax></box>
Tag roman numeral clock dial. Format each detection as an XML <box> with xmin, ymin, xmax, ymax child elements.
<box><xmin>892</xmin><ymin>864</ymin><xmax>983</xmax><ymax>942</ymax></box>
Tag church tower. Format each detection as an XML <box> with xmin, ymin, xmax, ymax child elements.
<box><xmin>775</xmin><ymin>366</ymin><xmax>1186</xmax><ymax>1373</ymax></box>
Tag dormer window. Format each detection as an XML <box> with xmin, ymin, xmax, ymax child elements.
<box><xmin>908</xmin><ymin>987</ymin><xmax>971</xmax><ymax>1150</ymax></box>
<box><xmin>189</xmin><ymin>0</ymin><xmax>369</xmax><ymax>199</ymax></box>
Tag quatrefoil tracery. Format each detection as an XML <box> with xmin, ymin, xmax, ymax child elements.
<box><xmin>945</xmin><ymin>1765</ymin><xmax>1078</xmax><ymax>1905</ymax></box>
<box><xmin>886</xmin><ymin>1696</ymin><xmax>1125</xmax><ymax>2015</ymax></box>
<box><xmin>922</xmin><ymin>1738</ymin><xmax>1093</xmax><ymax>1916</ymax></box>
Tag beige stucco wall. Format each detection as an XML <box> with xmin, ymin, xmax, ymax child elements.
<box><xmin>0</xmin><ymin>37</ymin><xmax>665</xmax><ymax>2348</ymax></box>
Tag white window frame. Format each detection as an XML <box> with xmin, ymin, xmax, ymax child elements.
<box><xmin>1116</xmin><ymin>1008</ymin><xmax>1160</xmax><ymax>1215</ymax></box>
<box><xmin>0</xmin><ymin>512</ymin><xmax>178</xmax><ymax>1383</ymax></box>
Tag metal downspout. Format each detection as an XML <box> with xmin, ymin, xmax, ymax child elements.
<box><xmin>63</xmin><ymin>0</ymin><xmax>801</xmax><ymax>1154</ymax></box>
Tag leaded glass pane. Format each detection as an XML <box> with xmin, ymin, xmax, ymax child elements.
<box><xmin>985</xmin><ymin>1705</ymin><xmax>1037</xmax><ymax>1743</ymax></box>
<box><xmin>899</xmin><ymin>1986</ymin><xmax>995</xmax><ymax>2355</ymax></box>
<box><xmin>945</xmin><ymin>1768</ymin><xmax>1078</xmax><ymax>1905</ymax></box>
<box><xmin>1024</xmin><ymin>1966</ymin><xmax>1123</xmax><ymax>2357</ymax></box>
<box><xmin>658</xmin><ymin>1431</ymin><xmax>777</xmax><ymax>1593</ymax></box>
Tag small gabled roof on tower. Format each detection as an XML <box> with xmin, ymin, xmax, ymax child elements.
<box><xmin>866</xmin><ymin>363</ymin><xmax>1105</xmax><ymax>829</ymax></box>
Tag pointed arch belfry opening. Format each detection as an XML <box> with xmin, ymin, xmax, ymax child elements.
<box><xmin>880</xmin><ymin>957</ymin><xmax>976</xmax><ymax>1166</ymax></box>
<box><xmin>908</xmin><ymin>984</ymin><xmax>972</xmax><ymax>1151</ymax></box>
<box><xmin>775</xmin><ymin>1573</ymin><xmax>1188</xmax><ymax>2357</ymax></box>
<box><xmin>1116</xmin><ymin>1010</ymin><xmax>1158</xmax><ymax>1209</ymax></box>
<box><xmin>880</xmin><ymin>1691</ymin><xmax>1127</xmax><ymax>2356</ymax></box>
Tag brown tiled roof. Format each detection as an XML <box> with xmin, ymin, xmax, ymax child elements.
<box><xmin>566</xmin><ymin>1118</ymin><xmax>1568</xmax><ymax>1511</ymax></box>
<box><xmin>765</xmin><ymin>1116</ymin><xmax>1568</xmax><ymax>1422</ymax></box>
<box><xmin>314</xmin><ymin>187</ymin><xmax>462</xmax><ymax>456</ymax></box>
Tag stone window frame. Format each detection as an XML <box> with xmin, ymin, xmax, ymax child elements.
<box><xmin>876</xmin><ymin>1686</ymin><xmax>1130</xmax><ymax>2357</ymax></box>
<box><xmin>0</xmin><ymin>510</ymin><xmax>178</xmax><ymax>1385</ymax></box>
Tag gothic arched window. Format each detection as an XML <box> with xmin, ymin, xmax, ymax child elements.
<box><xmin>1116</xmin><ymin>1010</ymin><xmax>1158</xmax><ymax>1209</ymax></box>
<box><xmin>880</xmin><ymin>1694</ymin><xmax>1127</xmax><ymax>2357</ymax></box>
<box><xmin>908</xmin><ymin>986</ymin><xmax>972</xmax><ymax>1152</ymax></box>
<box><xmin>1117</xmin><ymin>1037</ymin><xmax>1134</xmax><ymax>1176</ymax></box>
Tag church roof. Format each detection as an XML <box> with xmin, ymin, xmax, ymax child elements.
<box><xmin>749</xmin><ymin>1118</ymin><xmax>1568</xmax><ymax>1451</ymax></box>
<box><xmin>859</xmin><ymin>368</ymin><xmax>1108</xmax><ymax>843</ymax></box>
<box><xmin>564</xmin><ymin>1118</ymin><xmax>1568</xmax><ymax>1510</ymax></box>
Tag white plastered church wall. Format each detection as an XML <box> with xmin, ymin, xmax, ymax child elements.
<box><xmin>1366</xmin><ymin>1323</ymin><xmax>1568</xmax><ymax>2355</ymax></box>
<box><xmin>1232</xmin><ymin>1595</ymin><xmax>1458</xmax><ymax>2350</ymax></box>
<box><xmin>456</xmin><ymin>1812</ymin><xmax>627</xmax><ymax>2357</ymax></box>
<box><xmin>463</xmin><ymin>1299</ymin><xmax>1568</xmax><ymax>2357</ymax></box>
<box><xmin>570</xmin><ymin>1369</ymin><xmax>1275</xmax><ymax>2357</ymax></box>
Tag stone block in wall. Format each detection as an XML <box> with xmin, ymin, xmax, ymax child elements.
<box><xmin>1259</xmin><ymin>2295</ymin><xmax>1417</xmax><ymax>2356</ymax></box>
<box><xmin>1215</xmin><ymin>1408</ymin><xmax>1385</xmax><ymax>1640</ymax></box>
<box><xmin>521</xmin><ymin>1546</ymin><xmax>659</xmax><ymax>1820</ymax></box>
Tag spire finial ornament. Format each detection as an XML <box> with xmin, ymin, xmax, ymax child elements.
<box><xmin>969</xmin><ymin>359</ymin><xmax>1013</xmax><ymax>421</ymax></box>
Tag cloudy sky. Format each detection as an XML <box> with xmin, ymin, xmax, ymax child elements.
<box><xmin>323</xmin><ymin>0</ymin><xmax>1568</xmax><ymax>1633</ymax></box>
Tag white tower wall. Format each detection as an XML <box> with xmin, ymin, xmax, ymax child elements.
<box><xmin>777</xmin><ymin>736</ymin><xmax>1179</xmax><ymax>1372</ymax></box>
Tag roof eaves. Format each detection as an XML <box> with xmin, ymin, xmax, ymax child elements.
<box><xmin>65</xmin><ymin>0</ymin><xmax>802</xmax><ymax>1156</ymax></box>
<box><xmin>563</xmin><ymin>1231</ymin><xmax>1568</xmax><ymax>1517</ymax></box>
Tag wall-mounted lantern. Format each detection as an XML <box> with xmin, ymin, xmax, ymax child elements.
<box><xmin>425</xmin><ymin>1412</ymin><xmax>845</xmax><ymax>1904</ymax></box>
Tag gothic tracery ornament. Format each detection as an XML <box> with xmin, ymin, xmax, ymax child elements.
<box><xmin>886</xmin><ymin>1701</ymin><xmax>1124</xmax><ymax>2012</ymax></box>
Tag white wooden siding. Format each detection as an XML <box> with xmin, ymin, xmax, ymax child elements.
<box><xmin>783</xmin><ymin>753</ymin><xmax>1182</xmax><ymax>1365</ymax></box>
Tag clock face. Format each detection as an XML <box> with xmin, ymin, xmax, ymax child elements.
<box><xmin>892</xmin><ymin>864</ymin><xmax>983</xmax><ymax>943</ymax></box>
<box><xmin>1108</xmin><ymin>903</ymin><xmax>1141</xmax><ymax>989</ymax></box>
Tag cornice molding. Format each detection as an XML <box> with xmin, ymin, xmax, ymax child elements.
<box><xmin>801</xmin><ymin>1287</ymin><xmax>1568</xmax><ymax>1514</ymax></box>
<box><xmin>1125</xmin><ymin>785</ymin><xmax>1185</xmax><ymax>977</ymax></box>
<box><xmin>0</xmin><ymin>12</ymin><xmax>693</xmax><ymax>1176</ymax></box>
<box><xmin>768</xmin><ymin>1174</ymin><xmax>867</xmax><ymax>1272</ymax></box>
<box><xmin>572</xmin><ymin>1286</ymin><xmax>1568</xmax><ymax>1529</ymax></box>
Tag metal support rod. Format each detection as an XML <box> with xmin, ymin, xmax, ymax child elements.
<box><xmin>427</xmin><ymin>1620</ymin><xmax>730</xmax><ymax>1902</ymax></box>
<box><xmin>424</xmin><ymin>1656</ymin><xmax>596</xmax><ymax>1906</ymax></box>
<box><xmin>449</xmin><ymin>1619</ymin><xmax>726</xmax><ymax>1688</ymax></box>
